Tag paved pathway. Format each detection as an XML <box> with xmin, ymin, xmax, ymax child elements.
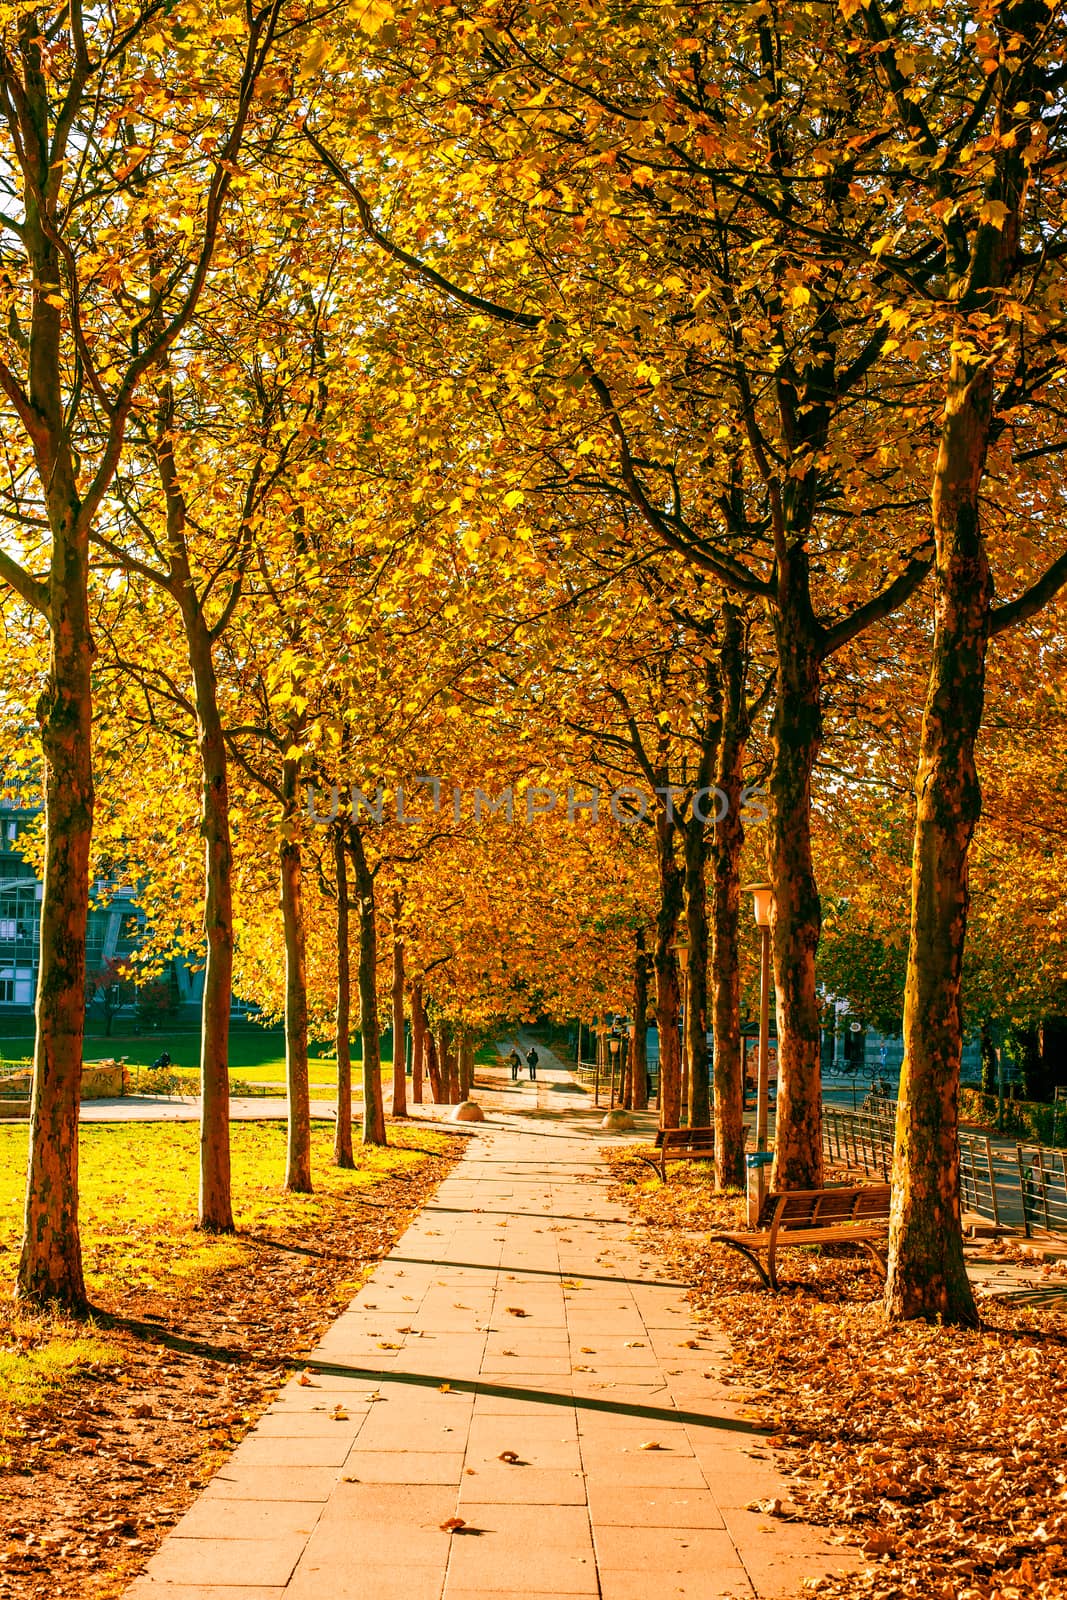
<box><xmin>124</xmin><ymin>1053</ymin><xmax>851</xmax><ymax>1600</ymax></box>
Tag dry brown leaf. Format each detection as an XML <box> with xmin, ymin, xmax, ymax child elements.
<box><xmin>506</xmin><ymin>1307</ymin><xmax>529</xmax><ymax>1317</ymax></box>
<box><xmin>440</xmin><ymin>1517</ymin><xmax>466</xmax><ymax>1533</ymax></box>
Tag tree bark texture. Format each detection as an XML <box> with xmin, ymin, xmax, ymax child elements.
<box><xmin>767</xmin><ymin>554</ymin><xmax>824</xmax><ymax>1189</ymax></box>
<box><xmin>411</xmin><ymin>982</ymin><xmax>425</xmax><ymax>1104</ymax></box>
<box><xmin>349</xmin><ymin>826</ymin><xmax>387</xmax><ymax>1146</ymax></box>
<box><xmin>333</xmin><ymin>825</ymin><xmax>355</xmax><ymax>1169</ymax></box>
<box><xmin>280</xmin><ymin>763</ymin><xmax>312</xmax><ymax>1193</ymax></box>
<box><xmin>653</xmin><ymin>809</ymin><xmax>685</xmax><ymax>1129</ymax></box>
<box><xmin>390</xmin><ymin>890</ymin><xmax>407</xmax><ymax>1117</ymax></box>
<box><xmin>19</xmin><ymin>498</ymin><xmax>92</xmax><ymax>1309</ymax></box>
<box><xmin>630</xmin><ymin>930</ymin><xmax>651</xmax><ymax>1113</ymax></box>
<box><xmin>711</xmin><ymin>604</ymin><xmax>749</xmax><ymax>1190</ymax></box>
<box><xmin>886</xmin><ymin>362</ymin><xmax>995</xmax><ymax>1327</ymax></box>
<box><xmin>425</xmin><ymin>1021</ymin><xmax>442</xmax><ymax>1104</ymax></box>
<box><xmin>183</xmin><ymin>610</ymin><xmax>236</xmax><ymax>1228</ymax></box>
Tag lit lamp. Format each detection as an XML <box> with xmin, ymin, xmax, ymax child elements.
<box><xmin>743</xmin><ymin>882</ymin><xmax>774</xmax><ymax>1152</ymax></box>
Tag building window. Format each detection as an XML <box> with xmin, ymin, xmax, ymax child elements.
<box><xmin>0</xmin><ymin>919</ymin><xmax>15</xmax><ymax>941</ymax></box>
<box><xmin>0</xmin><ymin>970</ymin><xmax>14</xmax><ymax>1003</ymax></box>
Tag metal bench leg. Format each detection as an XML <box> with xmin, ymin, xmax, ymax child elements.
<box><xmin>860</xmin><ymin>1241</ymin><xmax>888</xmax><ymax>1279</ymax></box>
<box><xmin>714</xmin><ymin>1240</ymin><xmax>773</xmax><ymax>1292</ymax></box>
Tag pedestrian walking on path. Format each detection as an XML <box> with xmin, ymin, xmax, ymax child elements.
<box><xmin>508</xmin><ymin>1047</ymin><xmax>521</xmax><ymax>1081</ymax></box>
<box><xmin>526</xmin><ymin>1044</ymin><xmax>539</xmax><ymax>1081</ymax></box>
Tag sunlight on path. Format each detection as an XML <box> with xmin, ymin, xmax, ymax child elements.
<box><xmin>124</xmin><ymin>1054</ymin><xmax>853</xmax><ymax>1600</ymax></box>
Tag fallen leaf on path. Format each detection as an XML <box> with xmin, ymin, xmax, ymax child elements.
<box><xmin>747</xmin><ymin>1497</ymin><xmax>796</xmax><ymax>1520</ymax></box>
<box><xmin>440</xmin><ymin>1517</ymin><xmax>467</xmax><ymax>1533</ymax></box>
<box><xmin>498</xmin><ymin>1450</ymin><xmax>524</xmax><ymax>1464</ymax></box>
<box><xmin>639</xmin><ymin>1441</ymin><xmax>665</xmax><ymax>1451</ymax></box>
<box><xmin>506</xmin><ymin>1307</ymin><xmax>529</xmax><ymax>1317</ymax></box>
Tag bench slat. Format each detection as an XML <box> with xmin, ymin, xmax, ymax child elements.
<box><xmin>715</xmin><ymin>1183</ymin><xmax>891</xmax><ymax>1290</ymax></box>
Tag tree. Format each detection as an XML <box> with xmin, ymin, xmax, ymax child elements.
<box><xmin>87</xmin><ymin>958</ymin><xmax>128</xmax><ymax>1038</ymax></box>
<box><xmin>305</xmin><ymin>11</ymin><xmax>937</xmax><ymax>1189</ymax></box>
<box><xmin>0</xmin><ymin>0</ymin><xmax>285</xmax><ymax>1307</ymax></box>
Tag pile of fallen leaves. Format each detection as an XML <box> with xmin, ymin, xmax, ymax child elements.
<box><xmin>0</xmin><ymin>1130</ymin><xmax>461</xmax><ymax>1600</ymax></box>
<box><xmin>605</xmin><ymin>1149</ymin><xmax>1067</xmax><ymax>1600</ymax></box>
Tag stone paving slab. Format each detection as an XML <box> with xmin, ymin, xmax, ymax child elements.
<box><xmin>123</xmin><ymin>1048</ymin><xmax>855</xmax><ymax>1599</ymax></box>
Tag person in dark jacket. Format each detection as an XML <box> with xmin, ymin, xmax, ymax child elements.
<box><xmin>526</xmin><ymin>1046</ymin><xmax>539</xmax><ymax>1081</ymax></box>
<box><xmin>507</xmin><ymin>1047</ymin><xmax>522</xmax><ymax>1081</ymax></box>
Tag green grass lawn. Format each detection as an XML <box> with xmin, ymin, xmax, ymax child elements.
<box><xmin>0</xmin><ymin>1118</ymin><xmax>455</xmax><ymax>1446</ymax></box>
<box><xmin>0</xmin><ymin>1018</ymin><xmax>406</xmax><ymax>1089</ymax></box>
<box><xmin>1</xmin><ymin>1017</ymin><xmax>501</xmax><ymax>1095</ymax></box>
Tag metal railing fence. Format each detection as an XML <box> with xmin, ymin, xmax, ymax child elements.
<box><xmin>824</xmin><ymin>1104</ymin><xmax>1067</xmax><ymax>1238</ymax></box>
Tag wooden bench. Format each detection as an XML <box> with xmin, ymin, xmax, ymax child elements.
<box><xmin>709</xmin><ymin>1182</ymin><xmax>892</xmax><ymax>1290</ymax></box>
<box><xmin>636</xmin><ymin>1125</ymin><xmax>749</xmax><ymax>1183</ymax></box>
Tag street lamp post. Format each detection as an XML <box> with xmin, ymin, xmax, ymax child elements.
<box><xmin>609</xmin><ymin>1036</ymin><xmax>620</xmax><ymax>1109</ymax></box>
<box><xmin>743</xmin><ymin>882</ymin><xmax>774</xmax><ymax>1153</ymax></box>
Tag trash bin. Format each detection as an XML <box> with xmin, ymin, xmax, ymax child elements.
<box><xmin>745</xmin><ymin>1150</ymin><xmax>774</xmax><ymax>1226</ymax></box>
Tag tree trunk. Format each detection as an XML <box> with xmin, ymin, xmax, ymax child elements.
<box><xmin>411</xmin><ymin>982</ymin><xmax>425</xmax><ymax>1105</ymax></box>
<box><xmin>438</xmin><ymin>1022</ymin><xmax>459</xmax><ymax>1104</ymax></box>
<box><xmin>459</xmin><ymin>1030</ymin><xmax>474</xmax><ymax>1099</ymax></box>
<box><xmin>630</xmin><ymin>931</ymin><xmax>650</xmax><ymax>1113</ymax></box>
<box><xmin>437</xmin><ymin>1023</ymin><xmax>450</xmax><ymax>1102</ymax></box>
<box><xmin>349</xmin><ymin>826</ymin><xmax>386</xmax><ymax>1146</ymax></box>
<box><xmin>280</xmin><ymin>766</ymin><xmax>312</xmax><ymax>1193</ymax></box>
<box><xmin>16</xmin><ymin>175</ymin><xmax>94</xmax><ymax>1309</ymax></box>
<box><xmin>711</xmin><ymin>603</ymin><xmax>749</xmax><ymax>1191</ymax></box>
<box><xmin>767</xmin><ymin>559</ymin><xmax>824</xmax><ymax>1189</ymax></box>
<box><xmin>184</xmin><ymin>611</ymin><xmax>236</xmax><ymax>1229</ymax></box>
<box><xmin>684</xmin><ymin>823</ymin><xmax>711</xmax><ymax>1129</ymax></box>
<box><xmin>390</xmin><ymin>890</ymin><xmax>407</xmax><ymax>1117</ymax></box>
<box><xmin>18</xmin><ymin>504</ymin><xmax>93</xmax><ymax>1310</ymax></box>
<box><xmin>333</xmin><ymin>824</ymin><xmax>355</xmax><ymax>1168</ymax></box>
<box><xmin>653</xmin><ymin>809</ymin><xmax>684</xmax><ymax>1128</ymax></box>
<box><xmin>886</xmin><ymin>370</ymin><xmax>995</xmax><ymax>1326</ymax></box>
<box><xmin>425</xmin><ymin>1021</ymin><xmax>442</xmax><ymax>1104</ymax></box>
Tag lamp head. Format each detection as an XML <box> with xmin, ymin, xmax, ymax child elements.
<box><xmin>742</xmin><ymin>881</ymin><xmax>774</xmax><ymax>928</ymax></box>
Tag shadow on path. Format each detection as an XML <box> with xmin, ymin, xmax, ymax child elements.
<box><xmin>390</xmin><ymin>1254</ymin><xmax>687</xmax><ymax>1290</ymax></box>
<box><xmin>304</xmin><ymin>1357</ymin><xmax>769</xmax><ymax>1435</ymax></box>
